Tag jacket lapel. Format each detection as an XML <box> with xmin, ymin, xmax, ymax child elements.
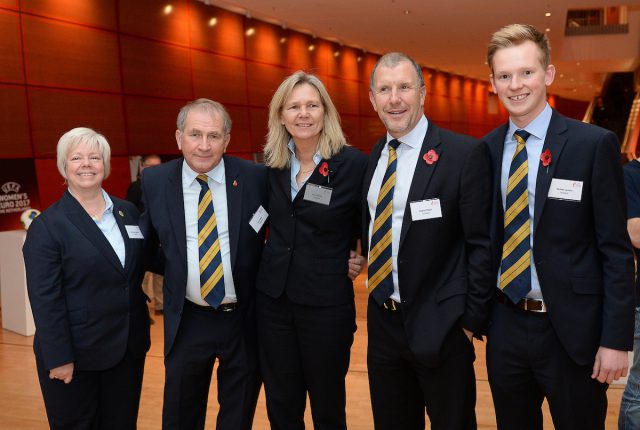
<box><xmin>399</xmin><ymin>124</ymin><xmax>443</xmax><ymax>249</ymax></box>
<box><xmin>533</xmin><ymin>110</ymin><xmax>568</xmax><ymax>235</ymax></box>
<box><xmin>166</xmin><ymin>160</ymin><xmax>188</xmax><ymax>268</ymax></box>
<box><xmin>62</xmin><ymin>191</ymin><xmax>125</xmax><ymax>274</ymax></box>
<box><xmin>224</xmin><ymin>156</ymin><xmax>242</xmax><ymax>269</ymax></box>
<box><xmin>112</xmin><ymin>199</ymin><xmax>133</xmax><ymax>272</ymax></box>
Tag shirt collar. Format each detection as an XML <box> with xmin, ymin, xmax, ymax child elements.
<box><xmin>507</xmin><ymin>103</ymin><xmax>552</xmax><ymax>141</ymax></box>
<box><xmin>386</xmin><ymin>115</ymin><xmax>429</xmax><ymax>149</ymax></box>
<box><xmin>67</xmin><ymin>188</ymin><xmax>113</xmax><ymax>215</ymax></box>
<box><xmin>182</xmin><ymin>158</ymin><xmax>226</xmax><ymax>186</ymax></box>
<box><xmin>287</xmin><ymin>139</ymin><xmax>323</xmax><ymax>164</ymax></box>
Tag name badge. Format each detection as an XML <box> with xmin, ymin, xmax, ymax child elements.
<box><xmin>249</xmin><ymin>205</ymin><xmax>269</xmax><ymax>233</ymax></box>
<box><xmin>548</xmin><ymin>178</ymin><xmax>583</xmax><ymax>202</ymax></box>
<box><xmin>125</xmin><ymin>225</ymin><xmax>144</xmax><ymax>239</ymax></box>
<box><xmin>410</xmin><ymin>198</ymin><xmax>442</xmax><ymax>221</ymax></box>
<box><xmin>303</xmin><ymin>183</ymin><xmax>332</xmax><ymax>206</ymax></box>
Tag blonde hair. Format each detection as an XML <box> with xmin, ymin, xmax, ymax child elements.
<box><xmin>56</xmin><ymin>127</ymin><xmax>111</xmax><ymax>179</ymax></box>
<box><xmin>487</xmin><ymin>24</ymin><xmax>551</xmax><ymax>73</ymax></box>
<box><xmin>264</xmin><ymin>71</ymin><xmax>347</xmax><ymax>169</ymax></box>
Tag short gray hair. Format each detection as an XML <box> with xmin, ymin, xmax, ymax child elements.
<box><xmin>56</xmin><ymin>127</ymin><xmax>111</xmax><ymax>179</ymax></box>
<box><xmin>370</xmin><ymin>52</ymin><xmax>425</xmax><ymax>90</ymax></box>
<box><xmin>176</xmin><ymin>98</ymin><xmax>232</xmax><ymax>135</ymax></box>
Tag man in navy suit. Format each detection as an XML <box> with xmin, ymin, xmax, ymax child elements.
<box><xmin>141</xmin><ymin>98</ymin><xmax>267</xmax><ymax>429</ymax></box>
<box><xmin>363</xmin><ymin>52</ymin><xmax>494</xmax><ymax>429</ymax></box>
<box><xmin>484</xmin><ymin>24</ymin><xmax>635</xmax><ymax>429</ymax></box>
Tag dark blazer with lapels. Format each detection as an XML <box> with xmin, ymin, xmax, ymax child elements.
<box><xmin>141</xmin><ymin>155</ymin><xmax>268</xmax><ymax>356</ymax></box>
<box><xmin>256</xmin><ymin>145</ymin><xmax>368</xmax><ymax>306</ymax></box>
<box><xmin>362</xmin><ymin>122</ymin><xmax>494</xmax><ymax>366</ymax></box>
<box><xmin>23</xmin><ymin>191</ymin><xmax>150</xmax><ymax>371</ymax></box>
<box><xmin>484</xmin><ymin>109</ymin><xmax>635</xmax><ymax>365</ymax></box>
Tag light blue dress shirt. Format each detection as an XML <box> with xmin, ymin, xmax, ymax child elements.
<box><xmin>288</xmin><ymin>139</ymin><xmax>322</xmax><ymax>200</ymax></box>
<box><xmin>499</xmin><ymin>103</ymin><xmax>552</xmax><ymax>300</ymax></box>
<box><xmin>92</xmin><ymin>189</ymin><xmax>126</xmax><ymax>268</ymax></box>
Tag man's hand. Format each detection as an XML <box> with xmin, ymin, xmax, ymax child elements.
<box><xmin>49</xmin><ymin>362</ymin><xmax>74</xmax><ymax>384</ymax></box>
<box><xmin>348</xmin><ymin>250</ymin><xmax>364</xmax><ymax>280</ymax></box>
<box><xmin>591</xmin><ymin>347</ymin><xmax>629</xmax><ymax>384</ymax></box>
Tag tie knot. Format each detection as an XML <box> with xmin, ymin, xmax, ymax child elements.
<box><xmin>196</xmin><ymin>174</ymin><xmax>209</xmax><ymax>188</ymax></box>
<box><xmin>388</xmin><ymin>139</ymin><xmax>401</xmax><ymax>151</ymax></box>
<box><xmin>514</xmin><ymin>129</ymin><xmax>531</xmax><ymax>144</ymax></box>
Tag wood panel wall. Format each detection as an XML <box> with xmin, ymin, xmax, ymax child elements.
<box><xmin>0</xmin><ymin>0</ymin><xmax>585</xmax><ymax>209</ymax></box>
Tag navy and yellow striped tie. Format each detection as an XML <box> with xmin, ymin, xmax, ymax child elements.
<box><xmin>368</xmin><ymin>139</ymin><xmax>400</xmax><ymax>305</ymax></box>
<box><xmin>499</xmin><ymin>130</ymin><xmax>532</xmax><ymax>303</ymax></box>
<box><xmin>196</xmin><ymin>174</ymin><xmax>225</xmax><ymax>308</ymax></box>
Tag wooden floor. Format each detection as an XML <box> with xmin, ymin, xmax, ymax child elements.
<box><xmin>0</xmin><ymin>273</ymin><xmax>626</xmax><ymax>429</ymax></box>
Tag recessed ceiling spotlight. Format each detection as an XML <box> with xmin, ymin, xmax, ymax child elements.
<box><xmin>545</xmin><ymin>12</ymin><xmax>551</xmax><ymax>17</ymax></box>
<box><xmin>163</xmin><ymin>4</ymin><xmax>173</xmax><ymax>15</ymax></box>
<box><xmin>308</xmin><ymin>44</ymin><xmax>315</xmax><ymax>52</ymax></box>
<box><xmin>334</xmin><ymin>51</ymin><xmax>340</xmax><ymax>57</ymax></box>
<box><xmin>404</xmin><ymin>10</ymin><xmax>411</xmax><ymax>15</ymax></box>
<box><xmin>208</xmin><ymin>17</ymin><xmax>218</xmax><ymax>27</ymax></box>
<box><xmin>245</xmin><ymin>27</ymin><xmax>255</xmax><ymax>36</ymax></box>
<box><xmin>357</xmin><ymin>56</ymin><xmax>362</xmax><ymax>62</ymax></box>
<box><xmin>545</xmin><ymin>28</ymin><xmax>551</xmax><ymax>32</ymax></box>
<box><xmin>279</xmin><ymin>37</ymin><xmax>287</xmax><ymax>44</ymax></box>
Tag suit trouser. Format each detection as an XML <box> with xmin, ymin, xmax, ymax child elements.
<box><xmin>487</xmin><ymin>299</ymin><xmax>608</xmax><ymax>430</ymax></box>
<box><xmin>162</xmin><ymin>301</ymin><xmax>260</xmax><ymax>430</ymax></box>
<box><xmin>367</xmin><ymin>297</ymin><xmax>477</xmax><ymax>430</ymax></box>
<box><xmin>256</xmin><ymin>291</ymin><xmax>356</xmax><ymax>430</ymax></box>
<box><xmin>36</xmin><ymin>346</ymin><xmax>145</xmax><ymax>430</ymax></box>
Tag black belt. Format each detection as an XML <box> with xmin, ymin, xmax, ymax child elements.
<box><xmin>495</xmin><ymin>289</ymin><xmax>546</xmax><ymax>313</ymax></box>
<box><xmin>381</xmin><ymin>298</ymin><xmax>401</xmax><ymax>311</ymax></box>
<box><xmin>184</xmin><ymin>299</ymin><xmax>237</xmax><ymax>312</ymax></box>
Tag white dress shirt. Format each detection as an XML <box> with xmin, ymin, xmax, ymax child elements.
<box><xmin>367</xmin><ymin>115</ymin><xmax>428</xmax><ymax>301</ymax></box>
<box><xmin>182</xmin><ymin>159</ymin><xmax>236</xmax><ymax>305</ymax></box>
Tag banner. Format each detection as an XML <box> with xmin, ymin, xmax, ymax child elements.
<box><xmin>0</xmin><ymin>159</ymin><xmax>41</xmax><ymax>231</ymax></box>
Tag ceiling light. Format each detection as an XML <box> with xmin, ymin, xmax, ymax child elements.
<box><xmin>545</xmin><ymin>28</ymin><xmax>550</xmax><ymax>32</ymax></box>
<box><xmin>279</xmin><ymin>37</ymin><xmax>287</xmax><ymax>44</ymax></box>
<box><xmin>545</xmin><ymin>12</ymin><xmax>551</xmax><ymax>17</ymax></box>
<box><xmin>308</xmin><ymin>44</ymin><xmax>316</xmax><ymax>52</ymax></box>
<box><xmin>208</xmin><ymin>17</ymin><xmax>218</xmax><ymax>27</ymax></box>
<box><xmin>163</xmin><ymin>4</ymin><xmax>173</xmax><ymax>15</ymax></box>
<box><xmin>334</xmin><ymin>51</ymin><xmax>340</xmax><ymax>57</ymax></box>
<box><xmin>357</xmin><ymin>56</ymin><xmax>362</xmax><ymax>62</ymax></box>
<box><xmin>404</xmin><ymin>10</ymin><xmax>411</xmax><ymax>15</ymax></box>
<box><xmin>245</xmin><ymin>27</ymin><xmax>255</xmax><ymax>36</ymax></box>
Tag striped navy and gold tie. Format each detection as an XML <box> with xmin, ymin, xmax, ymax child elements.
<box><xmin>196</xmin><ymin>174</ymin><xmax>225</xmax><ymax>308</ymax></box>
<box><xmin>499</xmin><ymin>130</ymin><xmax>532</xmax><ymax>303</ymax></box>
<box><xmin>368</xmin><ymin>139</ymin><xmax>400</xmax><ymax>305</ymax></box>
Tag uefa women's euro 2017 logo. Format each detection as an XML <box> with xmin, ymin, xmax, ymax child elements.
<box><xmin>1</xmin><ymin>181</ymin><xmax>32</xmax><ymax>213</ymax></box>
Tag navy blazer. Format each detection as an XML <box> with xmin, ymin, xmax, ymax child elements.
<box><xmin>484</xmin><ymin>109</ymin><xmax>635</xmax><ymax>365</ymax></box>
<box><xmin>256</xmin><ymin>146</ymin><xmax>368</xmax><ymax>306</ymax></box>
<box><xmin>141</xmin><ymin>155</ymin><xmax>268</xmax><ymax>356</ymax></box>
<box><xmin>363</xmin><ymin>122</ymin><xmax>494</xmax><ymax>366</ymax></box>
<box><xmin>23</xmin><ymin>191</ymin><xmax>150</xmax><ymax>371</ymax></box>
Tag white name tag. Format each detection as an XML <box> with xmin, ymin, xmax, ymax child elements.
<box><xmin>410</xmin><ymin>198</ymin><xmax>442</xmax><ymax>221</ymax></box>
<box><xmin>249</xmin><ymin>205</ymin><xmax>269</xmax><ymax>233</ymax></box>
<box><xmin>125</xmin><ymin>225</ymin><xmax>144</xmax><ymax>239</ymax></box>
<box><xmin>548</xmin><ymin>178</ymin><xmax>583</xmax><ymax>202</ymax></box>
<box><xmin>303</xmin><ymin>183</ymin><xmax>332</xmax><ymax>206</ymax></box>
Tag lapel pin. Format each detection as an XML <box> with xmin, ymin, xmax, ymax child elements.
<box><xmin>233</xmin><ymin>180</ymin><xmax>238</xmax><ymax>187</ymax></box>
<box><xmin>423</xmin><ymin>149</ymin><xmax>439</xmax><ymax>165</ymax></box>
<box><xmin>118</xmin><ymin>210</ymin><xmax>124</xmax><ymax>217</ymax></box>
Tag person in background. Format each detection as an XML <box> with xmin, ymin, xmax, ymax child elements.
<box><xmin>363</xmin><ymin>52</ymin><xmax>493</xmax><ymax>430</ymax></box>
<box><xmin>484</xmin><ymin>23</ymin><xmax>634</xmax><ymax>430</ymax></box>
<box><xmin>23</xmin><ymin>127</ymin><xmax>150</xmax><ymax>429</ymax></box>
<box><xmin>126</xmin><ymin>154</ymin><xmax>164</xmax><ymax>316</ymax></box>
<box><xmin>141</xmin><ymin>99</ymin><xmax>267</xmax><ymax>429</ymax></box>
<box><xmin>256</xmin><ymin>71</ymin><xmax>367</xmax><ymax>430</ymax></box>
<box><xmin>619</xmin><ymin>158</ymin><xmax>640</xmax><ymax>430</ymax></box>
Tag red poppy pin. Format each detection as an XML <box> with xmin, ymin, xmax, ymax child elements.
<box><xmin>540</xmin><ymin>149</ymin><xmax>552</xmax><ymax>172</ymax></box>
<box><xmin>318</xmin><ymin>162</ymin><xmax>329</xmax><ymax>176</ymax></box>
<box><xmin>232</xmin><ymin>180</ymin><xmax>238</xmax><ymax>187</ymax></box>
<box><xmin>423</xmin><ymin>149</ymin><xmax>439</xmax><ymax>165</ymax></box>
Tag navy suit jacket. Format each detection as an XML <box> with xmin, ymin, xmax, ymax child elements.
<box><xmin>141</xmin><ymin>156</ymin><xmax>267</xmax><ymax>356</ymax></box>
<box><xmin>484</xmin><ymin>109</ymin><xmax>635</xmax><ymax>365</ymax></box>
<box><xmin>363</xmin><ymin>122</ymin><xmax>494</xmax><ymax>366</ymax></box>
<box><xmin>23</xmin><ymin>191</ymin><xmax>150</xmax><ymax>371</ymax></box>
<box><xmin>256</xmin><ymin>146</ymin><xmax>368</xmax><ymax>306</ymax></box>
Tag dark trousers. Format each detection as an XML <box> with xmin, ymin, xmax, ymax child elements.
<box><xmin>256</xmin><ymin>292</ymin><xmax>356</xmax><ymax>430</ymax></box>
<box><xmin>36</xmin><ymin>347</ymin><xmax>145</xmax><ymax>430</ymax></box>
<box><xmin>162</xmin><ymin>301</ymin><xmax>260</xmax><ymax>430</ymax></box>
<box><xmin>367</xmin><ymin>298</ymin><xmax>477</xmax><ymax>430</ymax></box>
<box><xmin>487</xmin><ymin>299</ymin><xmax>608</xmax><ymax>430</ymax></box>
